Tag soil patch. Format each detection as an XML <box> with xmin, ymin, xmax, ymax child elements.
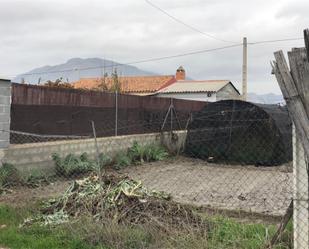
<box><xmin>0</xmin><ymin>180</ymin><xmax>71</xmax><ymax>207</ymax></box>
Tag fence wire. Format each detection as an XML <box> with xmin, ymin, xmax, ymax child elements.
<box><xmin>0</xmin><ymin>102</ymin><xmax>308</xmax><ymax>249</ymax></box>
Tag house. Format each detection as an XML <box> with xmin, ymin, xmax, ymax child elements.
<box><xmin>155</xmin><ymin>66</ymin><xmax>240</xmax><ymax>102</ymax></box>
<box><xmin>73</xmin><ymin>66</ymin><xmax>240</xmax><ymax>101</ymax></box>
<box><xmin>73</xmin><ymin>75</ymin><xmax>176</xmax><ymax>96</ymax></box>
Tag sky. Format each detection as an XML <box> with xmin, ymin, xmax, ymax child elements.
<box><xmin>0</xmin><ymin>0</ymin><xmax>308</xmax><ymax>94</ymax></box>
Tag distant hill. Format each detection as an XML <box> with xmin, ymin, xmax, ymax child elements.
<box><xmin>13</xmin><ymin>58</ymin><xmax>155</xmax><ymax>84</ymax></box>
<box><xmin>247</xmin><ymin>92</ymin><xmax>284</xmax><ymax>104</ymax></box>
<box><xmin>13</xmin><ymin>60</ymin><xmax>283</xmax><ymax>105</ymax></box>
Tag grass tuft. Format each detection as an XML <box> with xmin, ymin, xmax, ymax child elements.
<box><xmin>0</xmin><ymin>204</ymin><xmax>293</xmax><ymax>249</ymax></box>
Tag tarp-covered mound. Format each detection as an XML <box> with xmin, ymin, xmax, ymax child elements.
<box><xmin>185</xmin><ymin>100</ymin><xmax>292</xmax><ymax>166</ymax></box>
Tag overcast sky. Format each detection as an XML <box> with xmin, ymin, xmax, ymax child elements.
<box><xmin>0</xmin><ymin>0</ymin><xmax>307</xmax><ymax>94</ymax></box>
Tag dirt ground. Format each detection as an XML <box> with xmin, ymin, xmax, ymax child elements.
<box><xmin>0</xmin><ymin>180</ymin><xmax>70</xmax><ymax>207</ymax></box>
<box><xmin>1</xmin><ymin>157</ymin><xmax>292</xmax><ymax>217</ymax></box>
<box><xmin>122</xmin><ymin>157</ymin><xmax>292</xmax><ymax>216</ymax></box>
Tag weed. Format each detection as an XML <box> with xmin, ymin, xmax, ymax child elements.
<box><xmin>98</xmin><ymin>153</ymin><xmax>112</xmax><ymax>169</ymax></box>
<box><xmin>0</xmin><ymin>205</ymin><xmax>106</xmax><ymax>249</ymax></box>
<box><xmin>0</xmin><ymin>163</ymin><xmax>23</xmax><ymax>188</ymax></box>
<box><xmin>71</xmin><ymin>219</ymin><xmax>154</xmax><ymax>249</ymax></box>
<box><xmin>144</xmin><ymin>144</ymin><xmax>169</xmax><ymax>162</ymax></box>
<box><xmin>0</xmin><ymin>204</ymin><xmax>292</xmax><ymax>249</ymax></box>
<box><xmin>52</xmin><ymin>153</ymin><xmax>95</xmax><ymax>177</ymax></box>
<box><xmin>127</xmin><ymin>141</ymin><xmax>169</xmax><ymax>166</ymax></box>
<box><xmin>205</xmin><ymin>215</ymin><xmax>292</xmax><ymax>249</ymax></box>
<box><xmin>114</xmin><ymin>152</ymin><xmax>132</xmax><ymax>170</ymax></box>
<box><xmin>127</xmin><ymin>141</ymin><xmax>145</xmax><ymax>164</ymax></box>
<box><xmin>23</xmin><ymin>170</ymin><xmax>50</xmax><ymax>188</ymax></box>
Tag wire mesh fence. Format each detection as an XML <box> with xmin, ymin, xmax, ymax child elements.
<box><xmin>0</xmin><ymin>101</ymin><xmax>308</xmax><ymax>249</ymax></box>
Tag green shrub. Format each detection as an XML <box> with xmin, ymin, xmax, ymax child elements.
<box><xmin>127</xmin><ymin>141</ymin><xmax>169</xmax><ymax>165</ymax></box>
<box><xmin>114</xmin><ymin>152</ymin><xmax>132</xmax><ymax>170</ymax></box>
<box><xmin>90</xmin><ymin>153</ymin><xmax>113</xmax><ymax>173</ymax></box>
<box><xmin>51</xmin><ymin>143</ymin><xmax>169</xmax><ymax>174</ymax></box>
<box><xmin>127</xmin><ymin>141</ymin><xmax>145</xmax><ymax>164</ymax></box>
<box><xmin>24</xmin><ymin>170</ymin><xmax>50</xmax><ymax>188</ymax></box>
<box><xmin>52</xmin><ymin>153</ymin><xmax>95</xmax><ymax>177</ymax></box>
<box><xmin>98</xmin><ymin>153</ymin><xmax>112</xmax><ymax>169</ymax></box>
<box><xmin>144</xmin><ymin>144</ymin><xmax>169</xmax><ymax>162</ymax></box>
<box><xmin>0</xmin><ymin>163</ymin><xmax>23</xmax><ymax>188</ymax></box>
<box><xmin>115</xmin><ymin>142</ymin><xmax>170</xmax><ymax>169</ymax></box>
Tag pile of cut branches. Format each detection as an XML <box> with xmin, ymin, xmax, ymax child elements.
<box><xmin>24</xmin><ymin>174</ymin><xmax>209</xmax><ymax>233</ymax></box>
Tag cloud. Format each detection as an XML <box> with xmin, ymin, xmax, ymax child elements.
<box><xmin>276</xmin><ymin>0</ymin><xmax>309</xmax><ymax>22</ymax></box>
<box><xmin>0</xmin><ymin>0</ymin><xmax>307</xmax><ymax>93</ymax></box>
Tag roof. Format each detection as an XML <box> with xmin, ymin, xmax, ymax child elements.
<box><xmin>73</xmin><ymin>75</ymin><xmax>176</xmax><ymax>93</ymax></box>
<box><xmin>157</xmin><ymin>80</ymin><xmax>234</xmax><ymax>94</ymax></box>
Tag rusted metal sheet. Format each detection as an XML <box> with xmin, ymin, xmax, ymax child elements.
<box><xmin>10</xmin><ymin>84</ymin><xmax>207</xmax><ymax>140</ymax></box>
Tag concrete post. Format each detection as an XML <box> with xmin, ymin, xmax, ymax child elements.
<box><xmin>0</xmin><ymin>79</ymin><xmax>11</xmax><ymax>150</ymax></box>
<box><xmin>242</xmin><ymin>37</ymin><xmax>248</xmax><ymax>101</ymax></box>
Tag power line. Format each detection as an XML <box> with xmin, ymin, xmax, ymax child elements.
<box><xmin>144</xmin><ymin>0</ymin><xmax>238</xmax><ymax>44</ymax></box>
<box><xmin>249</xmin><ymin>37</ymin><xmax>303</xmax><ymax>45</ymax></box>
<box><xmin>20</xmin><ymin>44</ymin><xmax>243</xmax><ymax>77</ymax></box>
<box><xmin>12</xmin><ymin>37</ymin><xmax>305</xmax><ymax>79</ymax></box>
<box><xmin>144</xmin><ymin>0</ymin><xmax>303</xmax><ymax>46</ymax></box>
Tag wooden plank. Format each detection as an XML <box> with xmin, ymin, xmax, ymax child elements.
<box><xmin>288</xmin><ymin>48</ymin><xmax>309</xmax><ymax>115</ymax></box>
<box><xmin>264</xmin><ymin>201</ymin><xmax>293</xmax><ymax>249</ymax></box>
<box><xmin>273</xmin><ymin>51</ymin><xmax>309</xmax><ymax>157</ymax></box>
<box><xmin>273</xmin><ymin>30</ymin><xmax>309</xmax><ymax>249</ymax></box>
<box><xmin>304</xmin><ymin>29</ymin><xmax>309</xmax><ymax>59</ymax></box>
<box><xmin>293</xmin><ymin>124</ymin><xmax>309</xmax><ymax>249</ymax></box>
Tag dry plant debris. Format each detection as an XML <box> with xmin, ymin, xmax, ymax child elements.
<box><xmin>23</xmin><ymin>174</ymin><xmax>209</xmax><ymax>233</ymax></box>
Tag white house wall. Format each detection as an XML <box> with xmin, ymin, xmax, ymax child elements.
<box><xmin>156</xmin><ymin>92</ymin><xmax>217</xmax><ymax>102</ymax></box>
<box><xmin>216</xmin><ymin>83</ymin><xmax>240</xmax><ymax>101</ymax></box>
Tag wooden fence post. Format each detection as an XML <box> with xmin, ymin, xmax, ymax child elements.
<box><xmin>293</xmin><ymin>124</ymin><xmax>309</xmax><ymax>249</ymax></box>
<box><xmin>272</xmin><ymin>28</ymin><xmax>309</xmax><ymax>249</ymax></box>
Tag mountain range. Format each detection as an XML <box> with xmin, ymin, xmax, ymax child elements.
<box><xmin>13</xmin><ymin>57</ymin><xmax>284</xmax><ymax>104</ymax></box>
<box><xmin>247</xmin><ymin>93</ymin><xmax>284</xmax><ymax>104</ymax></box>
<box><xmin>13</xmin><ymin>58</ymin><xmax>154</xmax><ymax>84</ymax></box>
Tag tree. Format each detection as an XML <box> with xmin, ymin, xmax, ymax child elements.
<box><xmin>109</xmin><ymin>69</ymin><xmax>121</xmax><ymax>93</ymax></box>
<box><xmin>96</xmin><ymin>73</ymin><xmax>109</xmax><ymax>91</ymax></box>
<box><xmin>43</xmin><ymin>78</ymin><xmax>74</xmax><ymax>89</ymax></box>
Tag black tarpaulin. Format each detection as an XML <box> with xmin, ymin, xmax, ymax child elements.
<box><xmin>185</xmin><ymin>100</ymin><xmax>292</xmax><ymax>166</ymax></box>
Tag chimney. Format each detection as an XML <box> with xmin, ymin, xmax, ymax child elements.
<box><xmin>176</xmin><ymin>66</ymin><xmax>185</xmax><ymax>80</ymax></box>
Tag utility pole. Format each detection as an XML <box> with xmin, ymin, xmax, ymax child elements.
<box><xmin>115</xmin><ymin>90</ymin><xmax>118</xmax><ymax>136</ymax></box>
<box><xmin>242</xmin><ymin>37</ymin><xmax>248</xmax><ymax>101</ymax></box>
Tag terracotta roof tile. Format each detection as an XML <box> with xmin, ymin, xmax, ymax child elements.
<box><xmin>73</xmin><ymin>75</ymin><xmax>176</xmax><ymax>93</ymax></box>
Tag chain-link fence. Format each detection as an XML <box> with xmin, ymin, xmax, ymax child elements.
<box><xmin>292</xmin><ymin>125</ymin><xmax>308</xmax><ymax>249</ymax></box>
<box><xmin>1</xmin><ymin>99</ymin><xmax>308</xmax><ymax>249</ymax></box>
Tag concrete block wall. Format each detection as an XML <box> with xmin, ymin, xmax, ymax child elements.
<box><xmin>1</xmin><ymin>131</ymin><xmax>187</xmax><ymax>175</ymax></box>
<box><xmin>0</xmin><ymin>79</ymin><xmax>11</xmax><ymax>150</ymax></box>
